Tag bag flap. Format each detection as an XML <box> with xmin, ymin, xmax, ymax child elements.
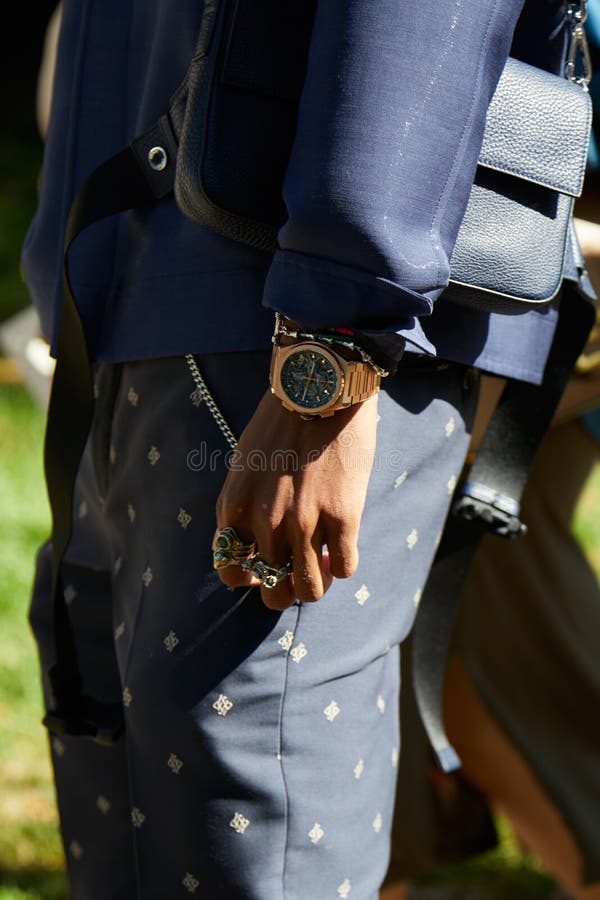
<box><xmin>478</xmin><ymin>57</ymin><xmax>592</xmax><ymax>198</ymax></box>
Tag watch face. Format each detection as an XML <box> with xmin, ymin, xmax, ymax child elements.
<box><xmin>280</xmin><ymin>347</ymin><xmax>341</xmax><ymax>411</ymax></box>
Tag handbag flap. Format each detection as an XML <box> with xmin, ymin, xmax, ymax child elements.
<box><xmin>478</xmin><ymin>57</ymin><xmax>592</xmax><ymax>198</ymax></box>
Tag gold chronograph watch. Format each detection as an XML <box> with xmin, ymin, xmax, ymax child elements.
<box><xmin>269</xmin><ymin>340</ymin><xmax>381</xmax><ymax>417</ymax></box>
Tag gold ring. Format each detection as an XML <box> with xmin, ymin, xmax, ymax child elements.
<box><xmin>212</xmin><ymin>526</ymin><xmax>257</xmax><ymax>569</ymax></box>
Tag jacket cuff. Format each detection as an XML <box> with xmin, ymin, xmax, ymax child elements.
<box><xmin>262</xmin><ymin>249</ymin><xmax>438</xmax><ymax>368</ymax></box>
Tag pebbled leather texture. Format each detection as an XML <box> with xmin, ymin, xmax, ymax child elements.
<box><xmin>447</xmin><ymin>175</ymin><xmax>574</xmax><ymax>309</ymax></box>
<box><xmin>172</xmin><ymin>0</ymin><xmax>593</xmax><ymax>306</ymax></box>
<box><xmin>447</xmin><ymin>57</ymin><xmax>593</xmax><ymax>308</ymax></box>
<box><xmin>478</xmin><ymin>58</ymin><xmax>591</xmax><ymax>198</ymax></box>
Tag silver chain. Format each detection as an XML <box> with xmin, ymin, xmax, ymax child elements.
<box><xmin>566</xmin><ymin>0</ymin><xmax>592</xmax><ymax>88</ymax></box>
<box><xmin>185</xmin><ymin>354</ymin><xmax>239</xmax><ymax>450</ymax></box>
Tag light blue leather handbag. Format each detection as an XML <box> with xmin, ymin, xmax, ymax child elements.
<box><xmin>445</xmin><ymin>55</ymin><xmax>592</xmax><ymax>309</ymax></box>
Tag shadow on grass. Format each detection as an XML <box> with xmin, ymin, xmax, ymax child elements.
<box><xmin>0</xmin><ymin>864</ymin><xmax>68</xmax><ymax>900</ymax></box>
<box><xmin>410</xmin><ymin>850</ymin><xmax>557</xmax><ymax>900</ymax></box>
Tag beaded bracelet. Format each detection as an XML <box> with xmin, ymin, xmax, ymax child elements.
<box><xmin>273</xmin><ymin>313</ymin><xmax>390</xmax><ymax>378</ymax></box>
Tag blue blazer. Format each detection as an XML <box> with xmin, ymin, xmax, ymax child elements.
<box><xmin>22</xmin><ymin>0</ymin><xmax>569</xmax><ymax>384</ymax></box>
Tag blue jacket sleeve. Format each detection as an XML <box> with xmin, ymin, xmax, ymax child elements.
<box><xmin>262</xmin><ymin>0</ymin><xmax>527</xmax><ymax>359</ymax></box>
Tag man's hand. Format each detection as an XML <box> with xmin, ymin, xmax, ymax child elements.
<box><xmin>215</xmin><ymin>389</ymin><xmax>378</xmax><ymax>610</ymax></box>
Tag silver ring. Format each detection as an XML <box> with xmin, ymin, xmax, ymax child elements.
<box><xmin>241</xmin><ymin>557</ymin><xmax>292</xmax><ymax>589</ymax></box>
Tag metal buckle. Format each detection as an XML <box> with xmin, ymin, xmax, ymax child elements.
<box><xmin>453</xmin><ymin>480</ymin><xmax>527</xmax><ymax>539</ymax></box>
<box><xmin>566</xmin><ymin>2</ymin><xmax>592</xmax><ymax>89</ymax></box>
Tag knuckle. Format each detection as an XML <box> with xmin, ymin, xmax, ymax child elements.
<box><xmin>284</xmin><ymin>508</ymin><xmax>314</xmax><ymax>536</ymax></box>
<box><xmin>324</xmin><ymin>507</ymin><xmax>360</xmax><ymax>538</ymax></box>
<box><xmin>216</xmin><ymin>483</ymin><xmax>254</xmax><ymax>522</ymax></box>
<box><xmin>264</xmin><ymin>510</ymin><xmax>285</xmax><ymax>534</ymax></box>
<box><xmin>217</xmin><ymin>499</ymin><xmax>247</xmax><ymax>526</ymax></box>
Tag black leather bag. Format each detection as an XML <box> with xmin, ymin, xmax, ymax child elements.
<box><xmin>173</xmin><ymin>0</ymin><xmax>593</xmax><ymax>311</ymax></box>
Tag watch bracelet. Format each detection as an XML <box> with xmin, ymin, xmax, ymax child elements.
<box><xmin>184</xmin><ymin>334</ymin><xmax>379</xmax><ymax>444</ymax></box>
<box><xmin>344</xmin><ymin>359</ymin><xmax>381</xmax><ymax>402</ymax></box>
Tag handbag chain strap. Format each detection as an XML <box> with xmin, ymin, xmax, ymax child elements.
<box><xmin>566</xmin><ymin>0</ymin><xmax>592</xmax><ymax>88</ymax></box>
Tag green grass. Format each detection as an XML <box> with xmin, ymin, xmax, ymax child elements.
<box><xmin>415</xmin><ymin>819</ymin><xmax>556</xmax><ymax>898</ymax></box>
<box><xmin>573</xmin><ymin>455</ymin><xmax>600</xmax><ymax>572</ymax></box>
<box><xmin>0</xmin><ymin>385</ymin><xmax>50</xmax><ymax>728</ymax></box>
<box><xmin>0</xmin><ymin>384</ymin><xmax>64</xmax><ymax>899</ymax></box>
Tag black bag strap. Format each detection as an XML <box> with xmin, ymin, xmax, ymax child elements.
<box><xmin>42</xmin><ymin>118</ymin><xmax>177</xmax><ymax>742</ymax></box>
<box><xmin>412</xmin><ymin>279</ymin><xmax>597</xmax><ymax>771</ymax></box>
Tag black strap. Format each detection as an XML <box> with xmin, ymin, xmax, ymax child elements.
<box><xmin>42</xmin><ymin>117</ymin><xmax>177</xmax><ymax>741</ymax></box>
<box><xmin>412</xmin><ymin>280</ymin><xmax>597</xmax><ymax>772</ymax></box>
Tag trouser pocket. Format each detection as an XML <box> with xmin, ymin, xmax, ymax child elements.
<box><xmin>29</xmin><ymin>539</ymin><xmax>123</xmax><ymax>709</ymax></box>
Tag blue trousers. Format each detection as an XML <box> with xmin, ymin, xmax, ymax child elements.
<box><xmin>30</xmin><ymin>352</ymin><xmax>477</xmax><ymax>899</ymax></box>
